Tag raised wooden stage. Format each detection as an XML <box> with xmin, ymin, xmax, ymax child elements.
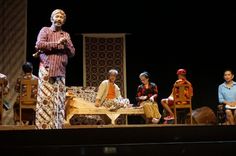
<box><xmin>0</xmin><ymin>124</ymin><xmax>235</xmax><ymax>156</ymax></box>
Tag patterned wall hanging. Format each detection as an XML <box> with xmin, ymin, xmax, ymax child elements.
<box><xmin>83</xmin><ymin>33</ymin><xmax>127</xmax><ymax>97</ymax></box>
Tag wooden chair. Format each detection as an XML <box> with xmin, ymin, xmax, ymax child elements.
<box><xmin>172</xmin><ymin>83</ymin><xmax>193</xmax><ymax>124</ymax></box>
<box><xmin>0</xmin><ymin>79</ymin><xmax>4</xmax><ymax>125</ymax></box>
<box><xmin>19</xmin><ymin>79</ymin><xmax>38</xmax><ymax>125</ymax></box>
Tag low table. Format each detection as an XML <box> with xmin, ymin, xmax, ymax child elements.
<box><xmin>65</xmin><ymin>97</ymin><xmax>144</xmax><ymax>125</ymax></box>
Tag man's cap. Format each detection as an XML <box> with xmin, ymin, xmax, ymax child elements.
<box><xmin>176</xmin><ymin>69</ymin><xmax>187</xmax><ymax>75</ymax></box>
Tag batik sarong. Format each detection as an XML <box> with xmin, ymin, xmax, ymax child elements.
<box><xmin>35</xmin><ymin>64</ymin><xmax>65</xmax><ymax>129</ymax></box>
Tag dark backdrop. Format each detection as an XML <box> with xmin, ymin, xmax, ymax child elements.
<box><xmin>27</xmin><ymin>0</ymin><xmax>236</xmax><ymax>112</ymax></box>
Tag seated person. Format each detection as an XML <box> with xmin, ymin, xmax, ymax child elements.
<box><xmin>14</xmin><ymin>62</ymin><xmax>38</xmax><ymax>124</ymax></box>
<box><xmin>0</xmin><ymin>73</ymin><xmax>10</xmax><ymax>110</ymax></box>
<box><xmin>95</xmin><ymin>69</ymin><xmax>129</xmax><ymax>110</ymax></box>
<box><xmin>218</xmin><ymin>69</ymin><xmax>236</xmax><ymax>125</ymax></box>
<box><xmin>136</xmin><ymin>72</ymin><xmax>161</xmax><ymax>124</ymax></box>
<box><xmin>161</xmin><ymin>69</ymin><xmax>193</xmax><ymax>121</ymax></box>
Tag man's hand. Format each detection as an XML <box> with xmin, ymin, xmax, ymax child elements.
<box><xmin>58</xmin><ymin>37</ymin><xmax>68</xmax><ymax>45</ymax></box>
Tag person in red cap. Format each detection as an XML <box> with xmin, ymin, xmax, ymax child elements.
<box><xmin>161</xmin><ymin>69</ymin><xmax>193</xmax><ymax>121</ymax></box>
<box><xmin>176</xmin><ymin>69</ymin><xmax>187</xmax><ymax>75</ymax></box>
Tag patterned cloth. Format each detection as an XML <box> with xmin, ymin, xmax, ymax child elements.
<box><xmin>141</xmin><ymin>101</ymin><xmax>161</xmax><ymax>119</ymax></box>
<box><xmin>102</xmin><ymin>98</ymin><xmax>130</xmax><ymax>111</ymax></box>
<box><xmin>35</xmin><ymin>65</ymin><xmax>66</xmax><ymax>129</ymax></box>
<box><xmin>0</xmin><ymin>73</ymin><xmax>9</xmax><ymax>124</ymax></box>
<box><xmin>172</xmin><ymin>79</ymin><xmax>193</xmax><ymax>104</ymax></box>
<box><xmin>15</xmin><ymin>73</ymin><xmax>38</xmax><ymax>97</ymax></box>
<box><xmin>84</xmin><ymin>36</ymin><xmax>126</xmax><ymax>96</ymax></box>
<box><xmin>136</xmin><ymin>82</ymin><xmax>158</xmax><ymax>106</ymax></box>
<box><xmin>162</xmin><ymin>78</ymin><xmax>193</xmax><ymax>106</ymax></box>
<box><xmin>14</xmin><ymin>73</ymin><xmax>38</xmax><ymax>123</ymax></box>
<box><xmin>0</xmin><ymin>73</ymin><xmax>9</xmax><ymax>96</ymax></box>
<box><xmin>69</xmin><ymin>114</ymin><xmax>105</xmax><ymax>125</ymax></box>
<box><xmin>136</xmin><ymin>82</ymin><xmax>161</xmax><ymax>121</ymax></box>
<box><xmin>35</xmin><ymin>24</ymin><xmax>75</xmax><ymax>129</ymax></box>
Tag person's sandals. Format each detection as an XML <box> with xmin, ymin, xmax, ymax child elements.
<box><xmin>164</xmin><ymin>115</ymin><xmax>175</xmax><ymax>121</ymax></box>
<box><xmin>152</xmin><ymin>117</ymin><xmax>161</xmax><ymax>124</ymax></box>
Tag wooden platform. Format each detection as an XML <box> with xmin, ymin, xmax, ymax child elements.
<box><xmin>0</xmin><ymin>125</ymin><xmax>35</xmax><ymax>130</ymax></box>
<box><xmin>0</xmin><ymin>123</ymin><xmax>208</xmax><ymax>130</ymax></box>
<box><xmin>66</xmin><ymin>97</ymin><xmax>144</xmax><ymax>125</ymax></box>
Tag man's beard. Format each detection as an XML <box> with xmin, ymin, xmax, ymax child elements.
<box><xmin>54</xmin><ymin>21</ymin><xmax>63</xmax><ymax>27</ymax></box>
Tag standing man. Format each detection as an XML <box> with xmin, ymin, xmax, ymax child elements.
<box><xmin>35</xmin><ymin>9</ymin><xmax>75</xmax><ymax>129</ymax></box>
<box><xmin>218</xmin><ymin>69</ymin><xmax>236</xmax><ymax>125</ymax></box>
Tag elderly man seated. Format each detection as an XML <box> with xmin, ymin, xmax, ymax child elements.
<box><xmin>95</xmin><ymin>69</ymin><xmax>130</xmax><ymax>111</ymax></box>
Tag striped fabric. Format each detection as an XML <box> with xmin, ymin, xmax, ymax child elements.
<box><xmin>36</xmin><ymin>26</ymin><xmax>75</xmax><ymax>77</ymax></box>
<box><xmin>0</xmin><ymin>0</ymin><xmax>27</xmax><ymax>125</ymax></box>
<box><xmin>35</xmin><ymin>64</ymin><xmax>65</xmax><ymax>129</ymax></box>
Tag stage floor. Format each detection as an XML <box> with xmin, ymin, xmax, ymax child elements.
<box><xmin>0</xmin><ymin>124</ymin><xmax>235</xmax><ymax>155</ymax></box>
<box><xmin>0</xmin><ymin>123</ymin><xmax>221</xmax><ymax>130</ymax></box>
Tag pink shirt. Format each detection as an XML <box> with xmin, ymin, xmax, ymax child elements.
<box><xmin>36</xmin><ymin>26</ymin><xmax>75</xmax><ymax>77</ymax></box>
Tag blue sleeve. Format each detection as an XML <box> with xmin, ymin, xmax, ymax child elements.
<box><xmin>218</xmin><ymin>85</ymin><xmax>224</xmax><ymax>104</ymax></box>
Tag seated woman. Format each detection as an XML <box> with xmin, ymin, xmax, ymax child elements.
<box><xmin>95</xmin><ymin>69</ymin><xmax>129</xmax><ymax>111</ymax></box>
<box><xmin>218</xmin><ymin>69</ymin><xmax>236</xmax><ymax>125</ymax></box>
<box><xmin>136</xmin><ymin>72</ymin><xmax>161</xmax><ymax>124</ymax></box>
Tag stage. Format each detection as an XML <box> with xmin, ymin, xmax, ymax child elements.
<box><xmin>0</xmin><ymin>124</ymin><xmax>235</xmax><ymax>155</ymax></box>
<box><xmin>1</xmin><ymin>1</ymin><xmax>236</xmax><ymax>156</ymax></box>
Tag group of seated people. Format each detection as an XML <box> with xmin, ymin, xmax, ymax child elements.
<box><xmin>93</xmin><ymin>68</ymin><xmax>236</xmax><ymax>125</ymax></box>
<box><xmin>94</xmin><ymin>68</ymin><xmax>193</xmax><ymax>124</ymax></box>
<box><xmin>1</xmin><ymin>63</ymin><xmax>236</xmax><ymax>125</ymax></box>
<box><xmin>0</xmin><ymin>62</ymin><xmax>38</xmax><ymax>125</ymax></box>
